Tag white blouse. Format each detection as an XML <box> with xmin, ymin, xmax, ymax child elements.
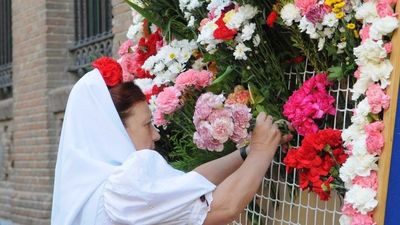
<box><xmin>94</xmin><ymin>150</ymin><xmax>216</xmax><ymax>225</ymax></box>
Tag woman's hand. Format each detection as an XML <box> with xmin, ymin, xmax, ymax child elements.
<box><xmin>250</xmin><ymin>112</ymin><xmax>292</xmax><ymax>155</ymax></box>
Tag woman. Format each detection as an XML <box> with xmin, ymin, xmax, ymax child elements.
<box><xmin>51</xmin><ymin>57</ymin><xmax>292</xmax><ymax>225</ymax></box>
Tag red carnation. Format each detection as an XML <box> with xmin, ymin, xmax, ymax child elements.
<box><xmin>266</xmin><ymin>11</ymin><xmax>278</xmax><ymax>28</ymax></box>
<box><xmin>213</xmin><ymin>14</ymin><xmax>237</xmax><ymax>40</ymax></box>
<box><xmin>92</xmin><ymin>57</ymin><xmax>123</xmax><ymax>87</ymax></box>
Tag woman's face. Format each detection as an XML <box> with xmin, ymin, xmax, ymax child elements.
<box><xmin>124</xmin><ymin>101</ymin><xmax>160</xmax><ymax>150</ymax></box>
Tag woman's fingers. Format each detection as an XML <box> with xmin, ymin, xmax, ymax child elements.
<box><xmin>280</xmin><ymin>134</ymin><xmax>293</xmax><ymax>144</ymax></box>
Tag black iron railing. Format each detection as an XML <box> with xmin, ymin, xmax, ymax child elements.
<box><xmin>70</xmin><ymin>0</ymin><xmax>113</xmax><ymax>76</ymax></box>
<box><xmin>0</xmin><ymin>0</ymin><xmax>12</xmax><ymax>98</ymax></box>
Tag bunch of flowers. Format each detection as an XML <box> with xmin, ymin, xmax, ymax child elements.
<box><xmin>195</xmin><ymin>0</ymin><xmax>261</xmax><ymax>59</ymax></box>
<box><xmin>225</xmin><ymin>85</ymin><xmax>251</xmax><ymax>105</ymax></box>
<box><xmin>279</xmin><ymin>0</ymin><xmax>358</xmax><ymax>52</ymax></box>
<box><xmin>283</xmin><ymin>73</ymin><xmax>336</xmax><ymax>136</ymax></box>
<box><xmin>284</xmin><ymin>128</ymin><xmax>348</xmax><ymax>200</ymax></box>
<box><xmin>152</xmin><ymin>69</ymin><xmax>214</xmax><ymax>126</ymax></box>
<box><xmin>193</xmin><ymin>92</ymin><xmax>252</xmax><ymax>151</ymax></box>
<box><xmin>118</xmin><ymin>28</ymin><xmax>164</xmax><ymax>82</ymax></box>
<box><xmin>141</xmin><ymin>39</ymin><xmax>198</xmax><ymax>86</ymax></box>
<box><xmin>338</xmin><ymin>0</ymin><xmax>398</xmax><ymax>223</ymax></box>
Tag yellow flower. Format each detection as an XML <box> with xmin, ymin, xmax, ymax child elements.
<box><xmin>325</xmin><ymin>0</ymin><xmax>334</xmax><ymax>6</ymax></box>
<box><xmin>335</xmin><ymin>12</ymin><xmax>345</xmax><ymax>19</ymax></box>
<box><xmin>169</xmin><ymin>53</ymin><xmax>176</xmax><ymax>60</ymax></box>
<box><xmin>346</xmin><ymin>23</ymin><xmax>356</xmax><ymax>29</ymax></box>
<box><xmin>354</xmin><ymin>30</ymin><xmax>360</xmax><ymax>38</ymax></box>
<box><xmin>332</xmin><ymin>7</ymin><xmax>342</xmax><ymax>13</ymax></box>
<box><xmin>334</xmin><ymin>1</ymin><xmax>346</xmax><ymax>9</ymax></box>
<box><xmin>341</xmin><ymin>36</ymin><xmax>346</xmax><ymax>42</ymax></box>
<box><xmin>223</xmin><ymin>10</ymin><xmax>236</xmax><ymax>24</ymax></box>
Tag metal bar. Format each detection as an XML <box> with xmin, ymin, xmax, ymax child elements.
<box><xmin>100</xmin><ymin>0</ymin><xmax>106</xmax><ymax>34</ymax></box>
<box><xmin>82</xmin><ymin>0</ymin><xmax>87</xmax><ymax>42</ymax></box>
<box><xmin>0</xmin><ymin>0</ymin><xmax>4</xmax><ymax>65</ymax></box>
<box><xmin>87</xmin><ymin>0</ymin><xmax>93</xmax><ymax>38</ymax></box>
<box><xmin>6</xmin><ymin>0</ymin><xmax>11</xmax><ymax>64</ymax></box>
<box><xmin>69</xmin><ymin>32</ymin><xmax>113</xmax><ymax>50</ymax></box>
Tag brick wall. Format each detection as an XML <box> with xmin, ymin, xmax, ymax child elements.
<box><xmin>0</xmin><ymin>0</ymin><xmax>132</xmax><ymax>224</ymax></box>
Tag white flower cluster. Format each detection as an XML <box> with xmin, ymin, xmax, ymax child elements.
<box><xmin>197</xmin><ymin>0</ymin><xmax>259</xmax><ymax>60</ymax></box>
<box><xmin>179</xmin><ymin>0</ymin><xmax>202</xmax><ymax>27</ymax></box>
<box><xmin>142</xmin><ymin>39</ymin><xmax>198</xmax><ymax>86</ymax></box>
<box><xmin>280</xmin><ymin>2</ymin><xmax>349</xmax><ymax>52</ymax></box>
<box><xmin>339</xmin><ymin>0</ymin><xmax>398</xmax><ymax>223</ymax></box>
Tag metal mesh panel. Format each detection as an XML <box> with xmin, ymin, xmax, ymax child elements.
<box><xmin>233</xmin><ymin>60</ymin><xmax>354</xmax><ymax>225</ymax></box>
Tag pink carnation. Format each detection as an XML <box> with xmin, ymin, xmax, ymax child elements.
<box><xmin>153</xmin><ymin>109</ymin><xmax>168</xmax><ymax>126</ymax></box>
<box><xmin>352</xmin><ymin>171</ymin><xmax>378</xmax><ymax>191</ymax></box>
<box><xmin>376</xmin><ymin>0</ymin><xmax>394</xmax><ymax>17</ymax></box>
<box><xmin>354</xmin><ymin>68</ymin><xmax>361</xmax><ymax>79</ymax></box>
<box><xmin>351</xmin><ymin>214</ymin><xmax>375</xmax><ymax>225</ymax></box>
<box><xmin>118</xmin><ymin>53</ymin><xmax>136</xmax><ymax>82</ymax></box>
<box><xmin>283</xmin><ymin>74</ymin><xmax>335</xmax><ymax>136</ymax></box>
<box><xmin>175</xmin><ymin>69</ymin><xmax>213</xmax><ymax>91</ymax></box>
<box><xmin>366</xmin><ymin>84</ymin><xmax>390</xmax><ymax>114</ymax></box>
<box><xmin>118</xmin><ymin>39</ymin><xmax>134</xmax><ymax>56</ymax></box>
<box><xmin>193</xmin><ymin>92</ymin><xmax>252</xmax><ymax>151</ymax></box>
<box><xmin>384</xmin><ymin>42</ymin><xmax>392</xmax><ymax>53</ymax></box>
<box><xmin>295</xmin><ymin>0</ymin><xmax>318</xmax><ymax>15</ymax></box>
<box><xmin>156</xmin><ymin>87</ymin><xmax>181</xmax><ymax>114</ymax></box>
<box><xmin>365</xmin><ymin>121</ymin><xmax>385</xmax><ymax>155</ymax></box>
<box><xmin>305</xmin><ymin>4</ymin><xmax>327</xmax><ymax>24</ymax></box>
<box><xmin>210</xmin><ymin>117</ymin><xmax>234</xmax><ymax>142</ymax></box>
<box><xmin>342</xmin><ymin>203</ymin><xmax>359</xmax><ymax>217</ymax></box>
<box><xmin>360</xmin><ymin>25</ymin><xmax>371</xmax><ymax>42</ymax></box>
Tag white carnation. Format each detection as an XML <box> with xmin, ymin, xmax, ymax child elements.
<box><xmin>369</xmin><ymin>16</ymin><xmax>399</xmax><ymax>40</ymax></box>
<box><xmin>355</xmin><ymin>2</ymin><xmax>378</xmax><ymax>23</ymax></box>
<box><xmin>339</xmin><ymin>215</ymin><xmax>352</xmax><ymax>225</ymax></box>
<box><xmin>227</xmin><ymin>4</ymin><xmax>258</xmax><ymax>29</ymax></box>
<box><xmin>354</xmin><ymin>39</ymin><xmax>387</xmax><ymax>66</ymax></box>
<box><xmin>322</xmin><ymin>13</ymin><xmax>339</xmax><ymax>27</ymax></box>
<box><xmin>233</xmin><ymin>43</ymin><xmax>251</xmax><ymax>60</ymax></box>
<box><xmin>280</xmin><ymin>3</ymin><xmax>301</xmax><ymax>26</ymax></box>
<box><xmin>345</xmin><ymin>185</ymin><xmax>378</xmax><ymax>214</ymax></box>
<box><xmin>351</xmin><ymin>134</ymin><xmax>368</xmax><ymax>156</ymax></box>
<box><xmin>134</xmin><ymin>78</ymin><xmax>154</xmax><ymax>92</ymax></box>
<box><xmin>241</xmin><ymin>23</ymin><xmax>256</xmax><ymax>41</ymax></box>
<box><xmin>361</xmin><ymin>60</ymin><xmax>393</xmax><ymax>88</ymax></box>
<box><xmin>339</xmin><ymin>154</ymin><xmax>378</xmax><ymax>184</ymax></box>
<box><xmin>351</xmin><ymin>76</ymin><xmax>374</xmax><ymax>100</ymax></box>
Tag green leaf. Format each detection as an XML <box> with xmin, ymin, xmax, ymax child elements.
<box><xmin>124</xmin><ymin>0</ymin><xmax>163</xmax><ymax>28</ymax></box>
<box><xmin>327</xmin><ymin>66</ymin><xmax>343</xmax><ymax>80</ymax></box>
<box><xmin>210</xmin><ymin>66</ymin><xmax>233</xmax><ymax>86</ymax></box>
<box><xmin>248</xmin><ymin>83</ymin><xmax>265</xmax><ymax>105</ymax></box>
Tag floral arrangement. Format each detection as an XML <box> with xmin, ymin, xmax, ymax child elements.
<box><xmin>96</xmin><ymin>0</ymin><xmax>400</xmax><ymax>223</ymax></box>
<box><xmin>283</xmin><ymin>73</ymin><xmax>336</xmax><ymax>136</ymax></box>
<box><xmin>284</xmin><ymin>128</ymin><xmax>347</xmax><ymax>200</ymax></box>
<box><xmin>337</xmin><ymin>0</ymin><xmax>398</xmax><ymax>223</ymax></box>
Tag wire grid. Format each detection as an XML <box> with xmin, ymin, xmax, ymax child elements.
<box><xmin>232</xmin><ymin>61</ymin><xmax>355</xmax><ymax>225</ymax></box>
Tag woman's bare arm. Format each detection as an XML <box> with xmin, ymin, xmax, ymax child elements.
<box><xmin>201</xmin><ymin>113</ymin><xmax>282</xmax><ymax>225</ymax></box>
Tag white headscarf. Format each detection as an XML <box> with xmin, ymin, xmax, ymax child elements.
<box><xmin>51</xmin><ymin>69</ymin><xmax>136</xmax><ymax>224</ymax></box>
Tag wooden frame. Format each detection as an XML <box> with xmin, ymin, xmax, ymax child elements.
<box><xmin>374</xmin><ymin>2</ymin><xmax>400</xmax><ymax>224</ymax></box>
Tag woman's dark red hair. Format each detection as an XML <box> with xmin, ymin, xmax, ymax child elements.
<box><xmin>109</xmin><ymin>82</ymin><xmax>146</xmax><ymax>126</ymax></box>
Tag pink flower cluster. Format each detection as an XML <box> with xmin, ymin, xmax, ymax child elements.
<box><xmin>193</xmin><ymin>93</ymin><xmax>252</xmax><ymax>151</ymax></box>
<box><xmin>175</xmin><ymin>69</ymin><xmax>213</xmax><ymax>91</ymax></box>
<box><xmin>283</xmin><ymin>74</ymin><xmax>336</xmax><ymax>136</ymax></box>
<box><xmin>366</xmin><ymin>84</ymin><xmax>390</xmax><ymax>114</ymax></box>
<box><xmin>365</xmin><ymin>121</ymin><xmax>385</xmax><ymax>155</ymax></box>
<box><xmin>153</xmin><ymin>87</ymin><xmax>182</xmax><ymax>126</ymax></box>
<box><xmin>342</xmin><ymin>203</ymin><xmax>375</xmax><ymax>225</ymax></box>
